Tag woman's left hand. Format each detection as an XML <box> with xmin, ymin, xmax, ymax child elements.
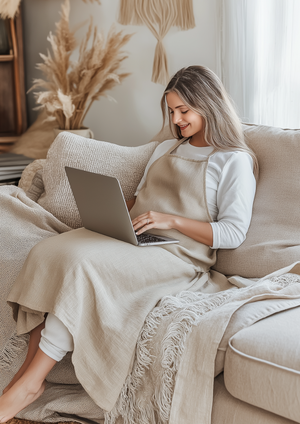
<box><xmin>132</xmin><ymin>211</ymin><xmax>176</xmax><ymax>235</ymax></box>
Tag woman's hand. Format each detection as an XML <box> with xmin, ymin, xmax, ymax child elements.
<box><xmin>132</xmin><ymin>211</ymin><xmax>214</xmax><ymax>247</ymax></box>
<box><xmin>132</xmin><ymin>211</ymin><xmax>176</xmax><ymax>235</ymax></box>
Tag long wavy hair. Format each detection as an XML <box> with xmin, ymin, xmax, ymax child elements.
<box><xmin>161</xmin><ymin>65</ymin><xmax>258</xmax><ymax>177</ymax></box>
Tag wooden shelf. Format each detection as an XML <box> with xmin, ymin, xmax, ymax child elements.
<box><xmin>0</xmin><ymin>135</ymin><xmax>18</xmax><ymax>152</ymax></box>
<box><xmin>0</xmin><ymin>55</ymin><xmax>14</xmax><ymax>62</ymax></box>
<box><xmin>0</xmin><ymin>10</ymin><xmax>27</xmax><ymax>147</ymax></box>
<box><xmin>0</xmin><ymin>136</ymin><xmax>19</xmax><ymax>143</ymax></box>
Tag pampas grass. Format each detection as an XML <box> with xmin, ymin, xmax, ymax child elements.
<box><xmin>30</xmin><ymin>0</ymin><xmax>132</xmax><ymax>130</ymax></box>
<box><xmin>0</xmin><ymin>0</ymin><xmax>21</xmax><ymax>19</ymax></box>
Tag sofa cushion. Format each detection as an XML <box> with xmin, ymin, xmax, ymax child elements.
<box><xmin>214</xmin><ymin>124</ymin><xmax>300</xmax><ymax>278</ymax></box>
<box><xmin>212</xmin><ymin>374</ymin><xmax>296</xmax><ymax>424</ymax></box>
<box><xmin>23</xmin><ymin>169</ymin><xmax>44</xmax><ymax>202</ymax></box>
<box><xmin>37</xmin><ymin>132</ymin><xmax>158</xmax><ymax>228</ymax></box>
<box><xmin>224</xmin><ymin>306</ymin><xmax>300</xmax><ymax>423</ymax></box>
<box><xmin>18</xmin><ymin>159</ymin><xmax>45</xmax><ymax>193</ymax></box>
<box><xmin>214</xmin><ymin>296</ymin><xmax>300</xmax><ymax>377</ymax></box>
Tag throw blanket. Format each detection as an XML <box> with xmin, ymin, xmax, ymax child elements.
<box><xmin>0</xmin><ymin>186</ymin><xmax>69</xmax><ymax>373</ymax></box>
<box><xmin>106</xmin><ymin>269</ymin><xmax>300</xmax><ymax>424</ymax></box>
<box><xmin>0</xmin><ymin>186</ymin><xmax>102</xmax><ymax>421</ymax></box>
<box><xmin>1</xmin><ymin>185</ymin><xmax>300</xmax><ymax>424</ymax></box>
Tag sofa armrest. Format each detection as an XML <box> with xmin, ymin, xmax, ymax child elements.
<box><xmin>18</xmin><ymin>159</ymin><xmax>46</xmax><ymax>195</ymax></box>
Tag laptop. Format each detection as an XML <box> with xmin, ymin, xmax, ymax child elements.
<box><xmin>65</xmin><ymin>167</ymin><xmax>179</xmax><ymax>247</ymax></box>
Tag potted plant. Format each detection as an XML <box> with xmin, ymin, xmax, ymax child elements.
<box><xmin>30</xmin><ymin>0</ymin><xmax>132</xmax><ymax>138</ymax></box>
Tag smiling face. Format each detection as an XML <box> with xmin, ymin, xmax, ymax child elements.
<box><xmin>166</xmin><ymin>91</ymin><xmax>208</xmax><ymax>147</ymax></box>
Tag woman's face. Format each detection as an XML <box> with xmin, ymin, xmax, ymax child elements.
<box><xmin>166</xmin><ymin>91</ymin><xmax>206</xmax><ymax>145</ymax></box>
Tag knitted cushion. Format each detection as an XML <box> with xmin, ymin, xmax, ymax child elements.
<box><xmin>38</xmin><ymin>132</ymin><xmax>158</xmax><ymax>228</ymax></box>
<box><xmin>18</xmin><ymin>159</ymin><xmax>45</xmax><ymax>193</ymax></box>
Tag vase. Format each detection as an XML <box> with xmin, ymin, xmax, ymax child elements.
<box><xmin>53</xmin><ymin>127</ymin><xmax>94</xmax><ymax>139</ymax></box>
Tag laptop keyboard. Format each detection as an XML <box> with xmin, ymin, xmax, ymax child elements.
<box><xmin>136</xmin><ymin>233</ymin><xmax>163</xmax><ymax>244</ymax></box>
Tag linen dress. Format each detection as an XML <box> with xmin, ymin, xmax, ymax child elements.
<box><xmin>8</xmin><ymin>138</ymin><xmax>233</xmax><ymax>412</ymax></box>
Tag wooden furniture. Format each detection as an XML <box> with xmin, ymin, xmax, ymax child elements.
<box><xmin>0</xmin><ymin>11</ymin><xmax>27</xmax><ymax>153</ymax></box>
<box><xmin>0</xmin><ymin>152</ymin><xmax>33</xmax><ymax>185</ymax></box>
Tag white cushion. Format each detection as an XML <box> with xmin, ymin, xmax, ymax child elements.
<box><xmin>224</xmin><ymin>307</ymin><xmax>300</xmax><ymax>422</ymax></box>
<box><xmin>38</xmin><ymin>132</ymin><xmax>158</xmax><ymax>228</ymax></box>
<box><xmin>212</xmin><ymin>374</ymin><xmax>295</xmax><ymax>424</ymax></box>
<box><xmin>215</xmin><ymin>297</ymin><xmax>300</xmax><ymax>376</ymax></box>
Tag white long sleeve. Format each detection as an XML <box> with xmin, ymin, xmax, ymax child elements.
<box><xmin>135</xmin><ymin>139</ymin><xmax>256</xmax><ymax>249</ymax></box>
<box><xmin>208</xmin><ymin>151</ymin><xmax>256</xmax><ymax>249</ymax></box>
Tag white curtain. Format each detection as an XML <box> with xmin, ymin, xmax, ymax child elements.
<box><xmin>217</xmin><ymin>0</ymin><xmax>300</xmax><ymax>128</ymax></box>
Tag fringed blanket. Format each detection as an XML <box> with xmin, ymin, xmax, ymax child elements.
<box><xmin>0</xmin><ymin>186</ymin><xmax>69</xmax><ymax>375</ymax></box>
<box><xmin>1</xmin><ymin>185</ymin><xmax>300</xmax><ymax>424</ymax></box>
<box><xmin>106</xmin><ymin>269</ymin><xmax>300</xmax><ymax>424</ymax></box>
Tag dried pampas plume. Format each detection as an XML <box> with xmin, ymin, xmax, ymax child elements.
<box><xmin>0</xmin><ymin>0</ymin><xmax>21</xmax><ymax>19</ymax></box>
<box><xmin>30</xmin><ymin>0</ymin><xmax>132</xmax><ymax>130</ymax></box>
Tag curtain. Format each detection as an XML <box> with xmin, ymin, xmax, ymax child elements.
<box><xmin>217</xmin><ymin>0</ymin><xmax>300</xmax><ymax>128</ymax></box>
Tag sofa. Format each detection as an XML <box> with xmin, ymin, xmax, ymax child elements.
<box><xmin>1</xmin><ymin>122</ymin><xmax>300</xmax><ymax>424</ymax></box>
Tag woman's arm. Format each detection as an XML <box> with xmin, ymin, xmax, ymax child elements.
<box><xmin>210</xmin><ymin>152</ymin><xmax>256</xmax><ymax>249</ymax></box>
<box><xmin>132</xmin><ymin>211</ymin><xmax>213</xmax><ymax>247</ymax></box>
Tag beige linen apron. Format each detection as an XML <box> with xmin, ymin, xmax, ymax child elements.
<box><xmin>130</xmin><ymin>137</ymin><xmax>231</xmax><ymax>289</ymax></box>
<box><xmin>8</xmin><ymin>138</ymin><xmax>231</xmax><ymax>412</ymax></box>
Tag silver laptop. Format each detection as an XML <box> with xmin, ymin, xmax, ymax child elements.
<box><xmin>65</xmin><ymin>167</ymin><xmax>179</xmax><ymax>247</ymax></box>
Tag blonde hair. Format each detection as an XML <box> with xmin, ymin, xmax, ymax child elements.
<box><xmin>161</xmin><ymin>65</ymin><xmax>258</xmax><ymax>177</ymax></box>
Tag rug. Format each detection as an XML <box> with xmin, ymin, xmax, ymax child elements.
<box><xmin>9</xmin><ymin>420</ymin><xmax>80</xmax><ymax>424</ymax></box>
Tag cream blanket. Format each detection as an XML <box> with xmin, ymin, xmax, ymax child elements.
<box><xmin>0</xmin><ymin>186</ymin><xmax>103</xmax><ymax>422</ymax></box>
<box><xmin>0</xmin><ymin>185</ymin><xmax>69</xmax><ymax>377</ymax></box>
<box><xmin>1</xmin><ymin>185</ymin><xmax>300</xmax><ymax>424</ymax></box>
<box><xmin>106</xmin><ymin>268</ymin><xmax>300</xmax><ymax>424</ymax></box>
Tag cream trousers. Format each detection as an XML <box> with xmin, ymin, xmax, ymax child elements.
<box><xmin>39</xmin><ymin>313</ymin><xmax>74</xmax><ymax>362</ymax></box>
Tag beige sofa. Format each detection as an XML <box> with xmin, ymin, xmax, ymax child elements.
<box><xmin>3</xmin><ymin>122</ymin><xmax>300</xmax><ymax>423</ymax></box>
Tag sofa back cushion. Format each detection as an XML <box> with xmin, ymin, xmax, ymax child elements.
<box><xmin>214</xmin><ymin>123</ymin><xmax>300</xmax><ymax>278</ymax></box>
<box><xmin>38</xmin><ymin>132</ymin><xmax>158</xmax><ymax>228</ymax></box>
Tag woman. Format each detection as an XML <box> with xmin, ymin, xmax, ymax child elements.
<box><xmin>0</xmin><ymin>65</ymin><xmax>257</xmax><ymax>422</ymax></box>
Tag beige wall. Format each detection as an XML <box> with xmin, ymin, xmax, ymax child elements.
<box><xmin>22</xmin><ymin>0</ymin><xmax>218</xmax><ymax>146</ymax></box>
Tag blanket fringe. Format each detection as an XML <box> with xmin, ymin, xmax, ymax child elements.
<box><xmin>270</xmin><ymin>273</ymin><xmax>300</xmax><ymax>287</ymax></box>
<box><xmin>0</xmin><ymin>331</ymin><xmax>29</xmax><ymax>370</ymax></box>
<box><xmin>105</xmin><ymin>290</ymin><xmax>234</xmax><ymax>424</ymax></box>
<box><xmin>153</xmin><ymin>290</ymin><xmax>234</xmax><ymax>421</ymax></box>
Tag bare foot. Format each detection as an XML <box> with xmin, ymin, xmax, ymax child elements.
<box><xmin>0</xmin><ymin>379</ymin><xmax>45</xmax><ymax>423</ymax></box>
<box><xmin>3</xmin><ymin>368</ymin><xmax>27</xmax><ymax>394</ymax></box>
<box><xmin>3</xmin><ymin>322</ymin><xmax>46</xmax><ymax>395</ymax></box>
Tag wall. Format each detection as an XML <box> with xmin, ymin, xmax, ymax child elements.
<box><xmin>22</xmin><ymin>0</ymin><xmax>218</xmax><ymax>146</ymax></box>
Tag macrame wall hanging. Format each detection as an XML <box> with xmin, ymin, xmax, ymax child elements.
<box><xmin>118</xmin><ymin>0</ymin><xmax>195</xmax><ymax>85</ymax></box>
